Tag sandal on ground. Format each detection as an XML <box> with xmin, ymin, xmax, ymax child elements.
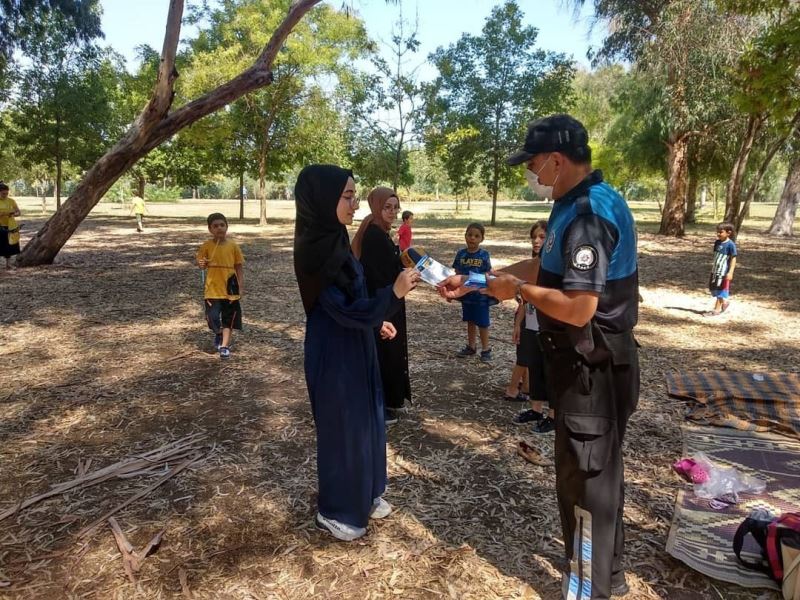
<box><xmin>517</xmin><ymin>441</ymin><xmax>553</xmax><ymax>466</ymax></box>
<box><xmin>703</xmin><ymin>310</ymin><xmax>721</xmax><ymax>317</ymax></box>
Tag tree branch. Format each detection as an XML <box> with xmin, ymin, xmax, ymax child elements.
<box><xmin>256</xmin><ymin>0</ymin><xmax>322</xmax><ymax>68</ymax></box>
<box><xmin>144</xmin><ymin>0</ymin><xmax>185</xmax><ymax>125</ymax></box>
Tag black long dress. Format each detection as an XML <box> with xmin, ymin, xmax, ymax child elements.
<box><xmin>359</xmin><ymin>223</ymin><xmax>412</xmax><ymax>410</ymax></box>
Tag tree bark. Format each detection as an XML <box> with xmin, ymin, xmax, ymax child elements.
<box><xmin>16</xmin><ymin>0</ymin><xmax>321</xmax><ymax>267</ymax></box>
<box><xmin>137</xmin><ymin>175</ymin><xmax>145</xmax><ymax>198</ymax></box>
<box><xmin>659</xmin><ymin>135</ymin><xmax>689</xmax><ymax>236</ymax></box>
<box><xmin>767</xmin><ymin>157</ymin><xmax>800</xmax><ymax>236</ymax></box>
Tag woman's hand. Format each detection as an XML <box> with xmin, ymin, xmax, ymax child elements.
<box><xmin>392</xmin><ymin>268</ymin><xmax>419</xmax><ymax>298</ymax></box>
<box><xmin>379</xmin><ymin>321</ymin><xmax>397</xmax><ymax>340</ymax></box>
<box><xmin>512</xmin><ymin>328</ymin><xmax>520</xmax><ymax>345</ymax></box>
<box><xmin>480</xmin><ymin>271</ymin><xmax>522</xmax><ymax>301</ymax></box>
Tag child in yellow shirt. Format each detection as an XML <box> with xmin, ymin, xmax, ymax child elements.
<box><xmin>0</xmin><ymin>182</ymin><xmax>21</xmax><ymax>269</ymax></box>
<box><xmin>196</xmin><ymin>213</ymin><xmax>244</xmax><ymax>359</ymax></box>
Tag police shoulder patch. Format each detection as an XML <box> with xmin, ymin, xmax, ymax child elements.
<box><xmin>545</xmin><ymin>231</ymin><xmax>556</xmax><ymax>254</ymax></box>
<box><xmin>571</xmin><ymin>245</ymin><xmax>598</xmax><ymax>271</ymax></box>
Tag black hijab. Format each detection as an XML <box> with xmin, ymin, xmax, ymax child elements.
<box><xmin>293</xmin><ymin>164</ymin><xmax>358</xmax><ymax>315</ymax></box>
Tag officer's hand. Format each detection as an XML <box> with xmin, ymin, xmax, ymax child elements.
<box><xmin>480</xmin><ymin>271</ymin><xmax>521</xmax><ymax>301</ymax></box>
<box><xmin>437</xmin><ymin>274</ymin><xmax>469</xmax><ymax>299</ymax></box>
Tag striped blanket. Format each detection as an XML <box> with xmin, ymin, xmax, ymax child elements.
<box><xmin>666</xmin><ymin>371</ymin><xmax>800</xmax><ymax>439</ymax></box>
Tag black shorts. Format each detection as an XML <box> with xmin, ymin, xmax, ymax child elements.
<box><xmin>0</xmin><ymin>229</ymin><xmax>20</xmax><ymax>257</ymax></box>
<box><xmin>527</xmin><ymin>331</ymin><xmax>547</xmax><ymax>403</ymax></box>
<box><xmin>516</xmin><ymin>326</ymin><xmax>536</xmax><ymax>367</ymax></box>
<box><xmin>205</xmin><ymin>299</ymin><xmax>242</xmax><ymax>332</ymax></box>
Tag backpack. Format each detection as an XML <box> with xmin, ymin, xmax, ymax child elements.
<box><xmin>734</xmin><ymin>512</ymin><xmax>800</xmax><ymax>599</ymax></box>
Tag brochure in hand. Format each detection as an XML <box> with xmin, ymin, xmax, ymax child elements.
<box><xmin>400</xmin><ymin>247</ymin><xmax>455</xmax><ymax>286</ymax></box>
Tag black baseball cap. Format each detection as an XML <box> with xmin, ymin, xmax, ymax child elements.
<box><xmin>506</xmin><ymin>114</ymin><xmax>590</xmax><ymax>166</ymax></box>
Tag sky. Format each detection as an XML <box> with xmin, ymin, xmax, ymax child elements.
<box><xmin>99</xmin><ymin>0</ymin><xmax>604</xmax><ymax>74</ymax></box>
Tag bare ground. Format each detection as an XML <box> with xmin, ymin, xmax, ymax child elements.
<box><xmin>1</xmin><ymin>213</ymin><xmax>798</xmax><ymax>600</ymax></box>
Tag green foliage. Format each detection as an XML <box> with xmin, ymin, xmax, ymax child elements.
<box><xmin>0</xmin><ymin>0</ymin><xmax>102</xmax><ymax>84</ymax></box>
<box><xmin>425</xmin><ymin>1</ymin><xmax>575</xmax><ymax>215</ymax></box>
<box><xmin>143</xmin><ymin>184</ymin><xmax>182</xmax><ymax>203</ymax></box>
<box><xmin>342</xmin><ymin>10</ymin><xmax>424</xmax><ymax>189</ymax></box>
<box><xmin>181</xmin><ymin>0</ymin><xmax>368</xmax><ymax>186</ymax></box>
<box><xmin>8</xmin><ymin>11</ymin><xmax>125</xmax><ymax>199</ymax></box>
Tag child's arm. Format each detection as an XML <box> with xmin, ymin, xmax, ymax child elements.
<box><xmin>235</xmin><ymin>263</ymin><xmax>244</xmax><ymax>295</ymax></box>
<box><xmin>512</xmin><ymin>303</ymin><xmax>524</xmax><ymax>344</ymax></box>
<box><xmin>196</xmin><ymin>247</ymin><xmax>208</xmax><ymax>269</ymax></box>
<box><xmin>726</xmin><ymin>256</ymin><xmax>737</xmax><ymax>280</ymax></box>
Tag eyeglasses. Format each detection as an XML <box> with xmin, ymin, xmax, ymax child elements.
<box><xmin>342</xmin><ymin>196</ymin><xmax>360</xmax><ymax>208</ymax></box>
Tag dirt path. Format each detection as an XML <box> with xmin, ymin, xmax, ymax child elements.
<box><xmin>1</xmin><ymin>215</ymin><xmax>798</xmax><ymax>599</ymax></box>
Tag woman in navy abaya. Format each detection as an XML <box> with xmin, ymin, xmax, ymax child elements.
<box><xmin>293</xmin><ymin>164</ymin><xmax>419</xmax><ymax>541</ymax></box>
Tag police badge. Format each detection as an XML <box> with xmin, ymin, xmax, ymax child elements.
<box><xmin>571</xmin><ymin>245</ymin><xmax>598</xmax><ymax>271</ymax></box>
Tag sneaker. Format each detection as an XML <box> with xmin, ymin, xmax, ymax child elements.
<box><xmin>315</xmin><ymin>513</ymin><xmax>366</xmax><ymax>541</ymax></box>
<box><xmin>456</xmin><ymin>346</ymin><xmax>476</xmax><ymax>358</ymax></box>
<box><xmin>369</xmin><ymin>497</ymin><xmax>393</xmax><ymax>519</ymax></box>
<box><xmin>479</xmin><ymin>349</ymin><xmax>492</xmax><ymax>363</ymax></box>
<box><xmin>385</xmin><ymin>409</ymin><xmax>398</xmax><ymax>426</ymax></box>
<box><xmin>213</xmin><ymin>333</ymin><xmax>222</xmax><ymax>350</ymax></box>
<box><xmin>219</xmin><ymin>346</ymin><xmax>231</xmax><ymax>359</ymax></box>
<box><xmin>533</xmin><ymin>416</ymin><xmax>555</xmax><ymax>434</ymax></box>
<box><xmin>513</xmin><ymin>409</ymin><xmax>543</xmax><ymax>424</ymax></box>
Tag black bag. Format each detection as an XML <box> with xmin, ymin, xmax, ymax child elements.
<box><xmin>226</xmin><ymin>273</ymin><xmax>240</xmax><ymax>296</ymax></box>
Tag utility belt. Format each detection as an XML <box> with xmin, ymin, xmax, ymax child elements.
<box><xmin>539</xmin><ymin>322</ymin><xmax>637</xmax><ymax>367</ymax></box>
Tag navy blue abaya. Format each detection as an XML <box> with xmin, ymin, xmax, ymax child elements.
<box><xmin>304</xmin><ymin>254</ymin><xmax>398</xmax><ymax>528</ymax></box>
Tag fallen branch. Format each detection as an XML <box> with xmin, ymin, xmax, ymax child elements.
<box><xmin>78</xmin><ymin>453</ymin><xmax>201</xmax><ymax>538</ymax></box>
<box><xmin>0</xmin><ymin>434</ymin><xmax>205</xmax><ymax>522</ymax></box>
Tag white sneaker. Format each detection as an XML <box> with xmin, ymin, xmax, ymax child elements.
<box><xmin>315</xmin><ymin>513</ymin><xmax>366</xmax><ymax>541</ymax></box>
<box><xmin>370</xmin><ymin>497</ymin><xmax>393</xmax><ymax>519</ymax></box>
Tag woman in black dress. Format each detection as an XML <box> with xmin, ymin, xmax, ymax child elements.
<box><xmin>351</xmin><ymin>187</ymin><xmax>412</xmax><ymax>424</ymax></box>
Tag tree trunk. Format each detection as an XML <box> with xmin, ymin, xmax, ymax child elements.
<box><xmin>258</xmin><ymin>152</ymin><xmax>268</xmax><ymax>226</ymax></box>
<box><xmin>16</xmin><ymin>0</ymin><xmax>320</xmax><ymax>267</ymax></box>
<box><xmin>767</xmin><ymin>157</ymin><xmax>800</xmax><ymax>236</ymax></box>
<box><xmin>659</xmin><ymin>136</ymin><xmax>689</xmax><ymax>236</ymax></box>
<box><xmin>724</xmin><ymin>114</ymin><xmax>764</xmax><ymax>223</ymax></box>
<box><xmin>55</xmin><ymin>155</ymin><xmax>62</xmax><ymax>210</ymax></box>
<box><xmin>686</xmin><ymin>169</ymin><xmax>698</xmax><ymax>224</ymax></box>
<box><xmin>239</xmin><ymin>171</ymin><xmax>245</xmax><ymax>221</ymax></box>
<box><xmin>736</xmin><ymin>112</ymin><xmax>800</xmax><ymax>232</ymax></box>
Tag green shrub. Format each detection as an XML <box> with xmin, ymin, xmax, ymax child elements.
<box><xmin>144</xmin><ymin>184</ymin><xmax>182</xmax><ymax>203</ymax></box>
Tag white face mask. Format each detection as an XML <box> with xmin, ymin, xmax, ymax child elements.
<box><xmin>525</xmin><ymin>155</ymin><xmax>556</xmax><ymax>199</ymax></box>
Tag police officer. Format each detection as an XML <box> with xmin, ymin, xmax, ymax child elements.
<box><xmin>440</xmin><ymin>114</ymin><xmax>639</xmax><ymax>599</ymax></box>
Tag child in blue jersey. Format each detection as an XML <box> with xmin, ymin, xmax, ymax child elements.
<box><xmin>705</xmin><ymin>222</ymin><xmax>737</xmax><ymax>316</ymax></box>
<box><xmin>453</xmin><ymin>222</ymin><xmax>493</xmax><ymax>362</ymax></box>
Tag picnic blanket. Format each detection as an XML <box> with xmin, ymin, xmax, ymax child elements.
<box><xmin>666</xmin><ymin>425</ymin><xmax>800</xmax><ymax>590</ymax></box>
<box><xmin>666</xmin><ymin>370</ymin><xmax>800</xmax><ymax>439</ymax></box>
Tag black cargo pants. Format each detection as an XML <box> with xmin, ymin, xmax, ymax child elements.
<box><xmin>540</xmin><ymin>328</ymin><xmax>639</xmax><ymax>600</ymax></box>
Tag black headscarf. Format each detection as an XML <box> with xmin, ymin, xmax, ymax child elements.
<box><xmin>293</xmin><ymin>164</ymin><xmax>358</xmax><ymax>315</ymax></box>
